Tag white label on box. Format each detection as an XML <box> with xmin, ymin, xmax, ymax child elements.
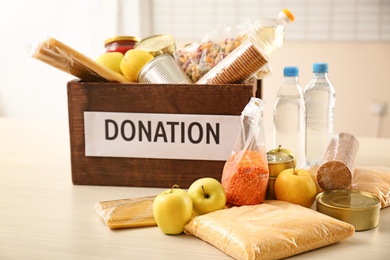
<box><xmin>84</xmin><ymin>111</ymin><xmax>240</xmax><ymax>161</ymax></box>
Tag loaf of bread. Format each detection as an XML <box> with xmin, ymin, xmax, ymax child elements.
<box><xmin>184</xmin><ymin>200</ymin><xmax>355</xmax><ymax>259</ymax></box>
<box><xmin>317</xmin><ymin>132</ymin><xmax>359</xmax><ymax>191</ymax></box>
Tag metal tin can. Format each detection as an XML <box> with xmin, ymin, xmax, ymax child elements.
<box><xmin>265</xmin><ymin>151</ymin><xmax>294</xmax><ymax>200</ymax></box>
<box><xmin>105</xmin><ymin>36</ymin><xmax>141</xmax><ymax>54</ymax></box>
<box><xmin>138</xmin><ymin>54</ymin><xmax>191</xmax><ymax>84</ymax></box>
<box><xmin>135</xmin><ymin>34</ymin><xmax>176</xmax><ymax>57</ymax></box>
<box><xmin>316</xmin><ymin>190</ymin><xmax>381</xmax><ymax>231</ymax></box>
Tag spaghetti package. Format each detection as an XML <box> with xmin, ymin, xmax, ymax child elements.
<box><xmin>30</xmin><ymin>36</ymin><xmax>130</xmax><ymax>83</ymax></box>
<box><xmin>221</xmin><ymin>97</ymin><xmax>269</xmax><ymax>206</ymax></box>
<box><xmin>95</xmin><ymin>196</ymin><xmax>156</xmax><ymax>229</ymax></box>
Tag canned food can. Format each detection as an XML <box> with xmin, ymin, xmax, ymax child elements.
<box><xmin>266</xmin><ymin>151</ymin><xmax>294</xmax><ymax>200</ymax></box>
<box><xmin>138</xmin><ymin>54</ymin><xmax>191</xmax><ymax>84</ymax></box>
<box><xmin>316</xmin><ymin>190</ymin><xmax>381</xmax><ymax>231</ymax></box>
<box><xmin>135</xmin><ymin>34</ymin><xmax>176</xmax><ymax>57</ymax></box>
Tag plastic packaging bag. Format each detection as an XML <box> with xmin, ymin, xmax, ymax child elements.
<box><xmin>316</xmin><ymin>133</ymin><xmax>359</xmax><ymax>191</ymax></box>
<box><xmin>184</xmin><ymin>200</ymin><xmax>355</xmax><ymax>260</ymax></box>
<box><xmin>352</xmin><ymin>165</ymin><xmax>390</xmax><ymax>209</ymax></box>
<box><xmin>195</xmin><ymin>37</ymin><xmax>268</xmax><ymax>84</ymax></box>
<box><xmin>174</xmin><ymin>21</ymin><xmax>271</xmax><ymax>83</ymax></box>
<box><xmin>95</xmin><ymin>196</ymin><xmax>156</xmax><ymax>229</ymax></box>
<box><xmin>221</xmin><ymin>97</ymin><xmax>269</xmax><ymax>206</ymax></box>
<box><xmin>30</xmin><ymin>36</ymin><xmax>129</xmax><ymax>83</ymax></box>
<box><xmin>310</xmin><ymin>164</ymin><xmax>389</xmax><ymax>209</ymax></box>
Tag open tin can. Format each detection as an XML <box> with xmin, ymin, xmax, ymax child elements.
<box><xmin>316</xmin><ymin>190</ymin><xmax>381</xmax><ymax>231</ymax></box>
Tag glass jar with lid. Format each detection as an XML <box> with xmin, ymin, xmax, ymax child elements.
<box><xmin>104</xmin><ymin>36</ymin><xmax>141</xmax><ymax>54</ymax></box>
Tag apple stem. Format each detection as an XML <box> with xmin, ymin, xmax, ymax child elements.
<box><xmin>171</xmin><ymin>184</ymin><xmax>180</xmax><ymax>193</ymax></box>
<box><xmin>201</xmin><ymin>185</ymin><xmax>210</xmax><ymax>198</ymax></box>
<box><xmin>292</xmin><ymin>159</ymin><xmax>297</xmax><ymax>175</ymax></box>
<box><xmin>278</xmin><ymin>145</ymin><xmax>281</xmax><ymax>152</ymax></box>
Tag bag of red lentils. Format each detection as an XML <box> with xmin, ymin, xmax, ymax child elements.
<box><xmin>221</xmin><ymin>97</ymin><xmax>269</xmax><ymax>207</ymax></box>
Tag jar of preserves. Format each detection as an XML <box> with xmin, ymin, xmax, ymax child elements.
<box><xmin>104</xmin><ymin>36</ymin><xmax>141</xmax><ymax>54</ymax></box>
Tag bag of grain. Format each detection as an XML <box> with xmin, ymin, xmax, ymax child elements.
<box><xmin>221</xmin><ymin>97</ymin><xmax>269</xmax><ymax>206</ymax></box>
<box><xmin>184</xmin><ymin>200</ymin><xmax>355</xmax><ymax>260</ymax></box>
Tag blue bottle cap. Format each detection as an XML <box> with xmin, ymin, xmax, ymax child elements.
<box><xmin>313</xmin><ymin>63</ymin><xmax>328</xmax><ymax>73</ymax></box>
<box><xmin>283</xmin><ymin>66</ymin><xmax>299</xmax><ymax>77</ymax></box>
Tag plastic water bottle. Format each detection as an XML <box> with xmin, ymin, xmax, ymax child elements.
<box><xmin>273</xmin><ymin>66</ymin><xmax>306</xmax><ymax>168</ymax></box>
<box><xmin>304</xmin><ymin>63</ymin><xmax>336</xmax><ymax>166</ymax></box>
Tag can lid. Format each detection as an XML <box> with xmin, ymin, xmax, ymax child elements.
<box><xmin>104</xmin><ymin>36</ymin><xmax>141</xmax><ymax>46</ymax></box>
<box><xmin>316</xmin><ymin>190</ymin><xmax>380</xmax><ymax>210</ymax></box>
<box><xmin>267</xmin><ymin>151</ymin><xmax>294</xmax><ymax>164</ymax></box>
<box><xmin>135</xmin><ymin>34</ymin><xmax>176</xmax><ymax>56</ymax></box>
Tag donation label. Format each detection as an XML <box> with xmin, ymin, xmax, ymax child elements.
<box><xmin>84</xmin><ymin>112</ymin><xmax>240</xmax><ymax>161</ymax></box>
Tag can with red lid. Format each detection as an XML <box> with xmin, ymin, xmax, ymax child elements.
<box><xmin>104</xmin><ymin>36</ymin><xmax>141</xmax><ymax>55</ymax></box>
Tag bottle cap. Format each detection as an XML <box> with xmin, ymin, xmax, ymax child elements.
<box><xmin>283</xmin><ymin>66</ymin><xmax>299</xmax><ymax>77</ymax></box>
<box><xmin>313</xmin><ymin>63</ymin><xmax>328</xmax><ymax>73</ymax></box>
<box><xmin>281</xmin><ymin>9</ymin><xmax>295</xmax><ymax>22</ymax></box>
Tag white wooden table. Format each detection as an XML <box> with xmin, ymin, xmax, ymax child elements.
<box><xmin>0</xmin><ymin>118</ymin><xmax>389</xmax><ymax>259</ymax></box>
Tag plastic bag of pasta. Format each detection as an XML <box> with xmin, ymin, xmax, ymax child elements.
<box><xmin>174</xmin><ymin>20</ymin><xmax>271</xmax><ymax>83</ymax></box>
<box><xmin>95</xmin><ymin>196</ymin><xmax>156</xmax><ymax>229</ymax></box>
<box><xmin>221</xmin><ymin>97</ymin><xmax>269</xmax><ymax>206</ymax></box>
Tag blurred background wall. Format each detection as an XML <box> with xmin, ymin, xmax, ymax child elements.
<box><xmin>0</xmin><ymin>0</ymin><xmax>389</xmax><ymax>140</ymax></box>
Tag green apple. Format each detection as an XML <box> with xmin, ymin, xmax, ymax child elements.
<box><xmin>153</xmin><ymin>185</ymin><xmax>193</xmax><ymax>235</ymax></box>
<box><xmin>274</xmin><ymin>168</ymin><xmax>317</xmax><ymax>208</ymax></box>
<box><xmin>187</xmin><ymin>177</ymin><xmax>226</xmax><ymax>215</ymax></box>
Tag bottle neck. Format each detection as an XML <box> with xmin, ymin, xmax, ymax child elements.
<box><xmin>313</xmin><ymin>72</ymin><xmax>328</xmax><ymax>78</ymax></box>
<box><xmin>278</xmin><ymin>76</ymin><xmax>303</xmax><ymax>96</ymax></box>
<box><xmin>277</xmin><ymin>16</ymin><xmax>290</xmax><ymax>26</ymax></box>
<box><xmin>284</xmin><ymin>76</ymin><xmax>299</xmax><ymax>83</ymax></box>
<box><xmin>277</xmin><ymin>11</ymin><xmax>293</xmax><ymax>26</ymax></box>
<box><xmin>307</xmin><ymin>72</ymin><xmax>335</xmax><ymax>92</ymax></box>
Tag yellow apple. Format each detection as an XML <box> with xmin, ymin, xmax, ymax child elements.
<box><xmin>187</xmin><ymin>177</ymin><xmax>226</xmax><ymax>215</ymax></box>
<box><xmin>120</xmin><ymin>49</ymin><xmax>154</xmax><ymax>82</ymax></box>
<box><xmin>152</xmin><ymin>185</ymin><xmax>193</xmax><ymax>235</ymax></box>
<box><xmin>95</xmin><ymin>52</ymin><xmax>124</xmax><ymax>74</ymax></box>
<box><xmin>274</xmin><ymin>168</ymin><xmax>317</xmax><ymax>208</ymax></box>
